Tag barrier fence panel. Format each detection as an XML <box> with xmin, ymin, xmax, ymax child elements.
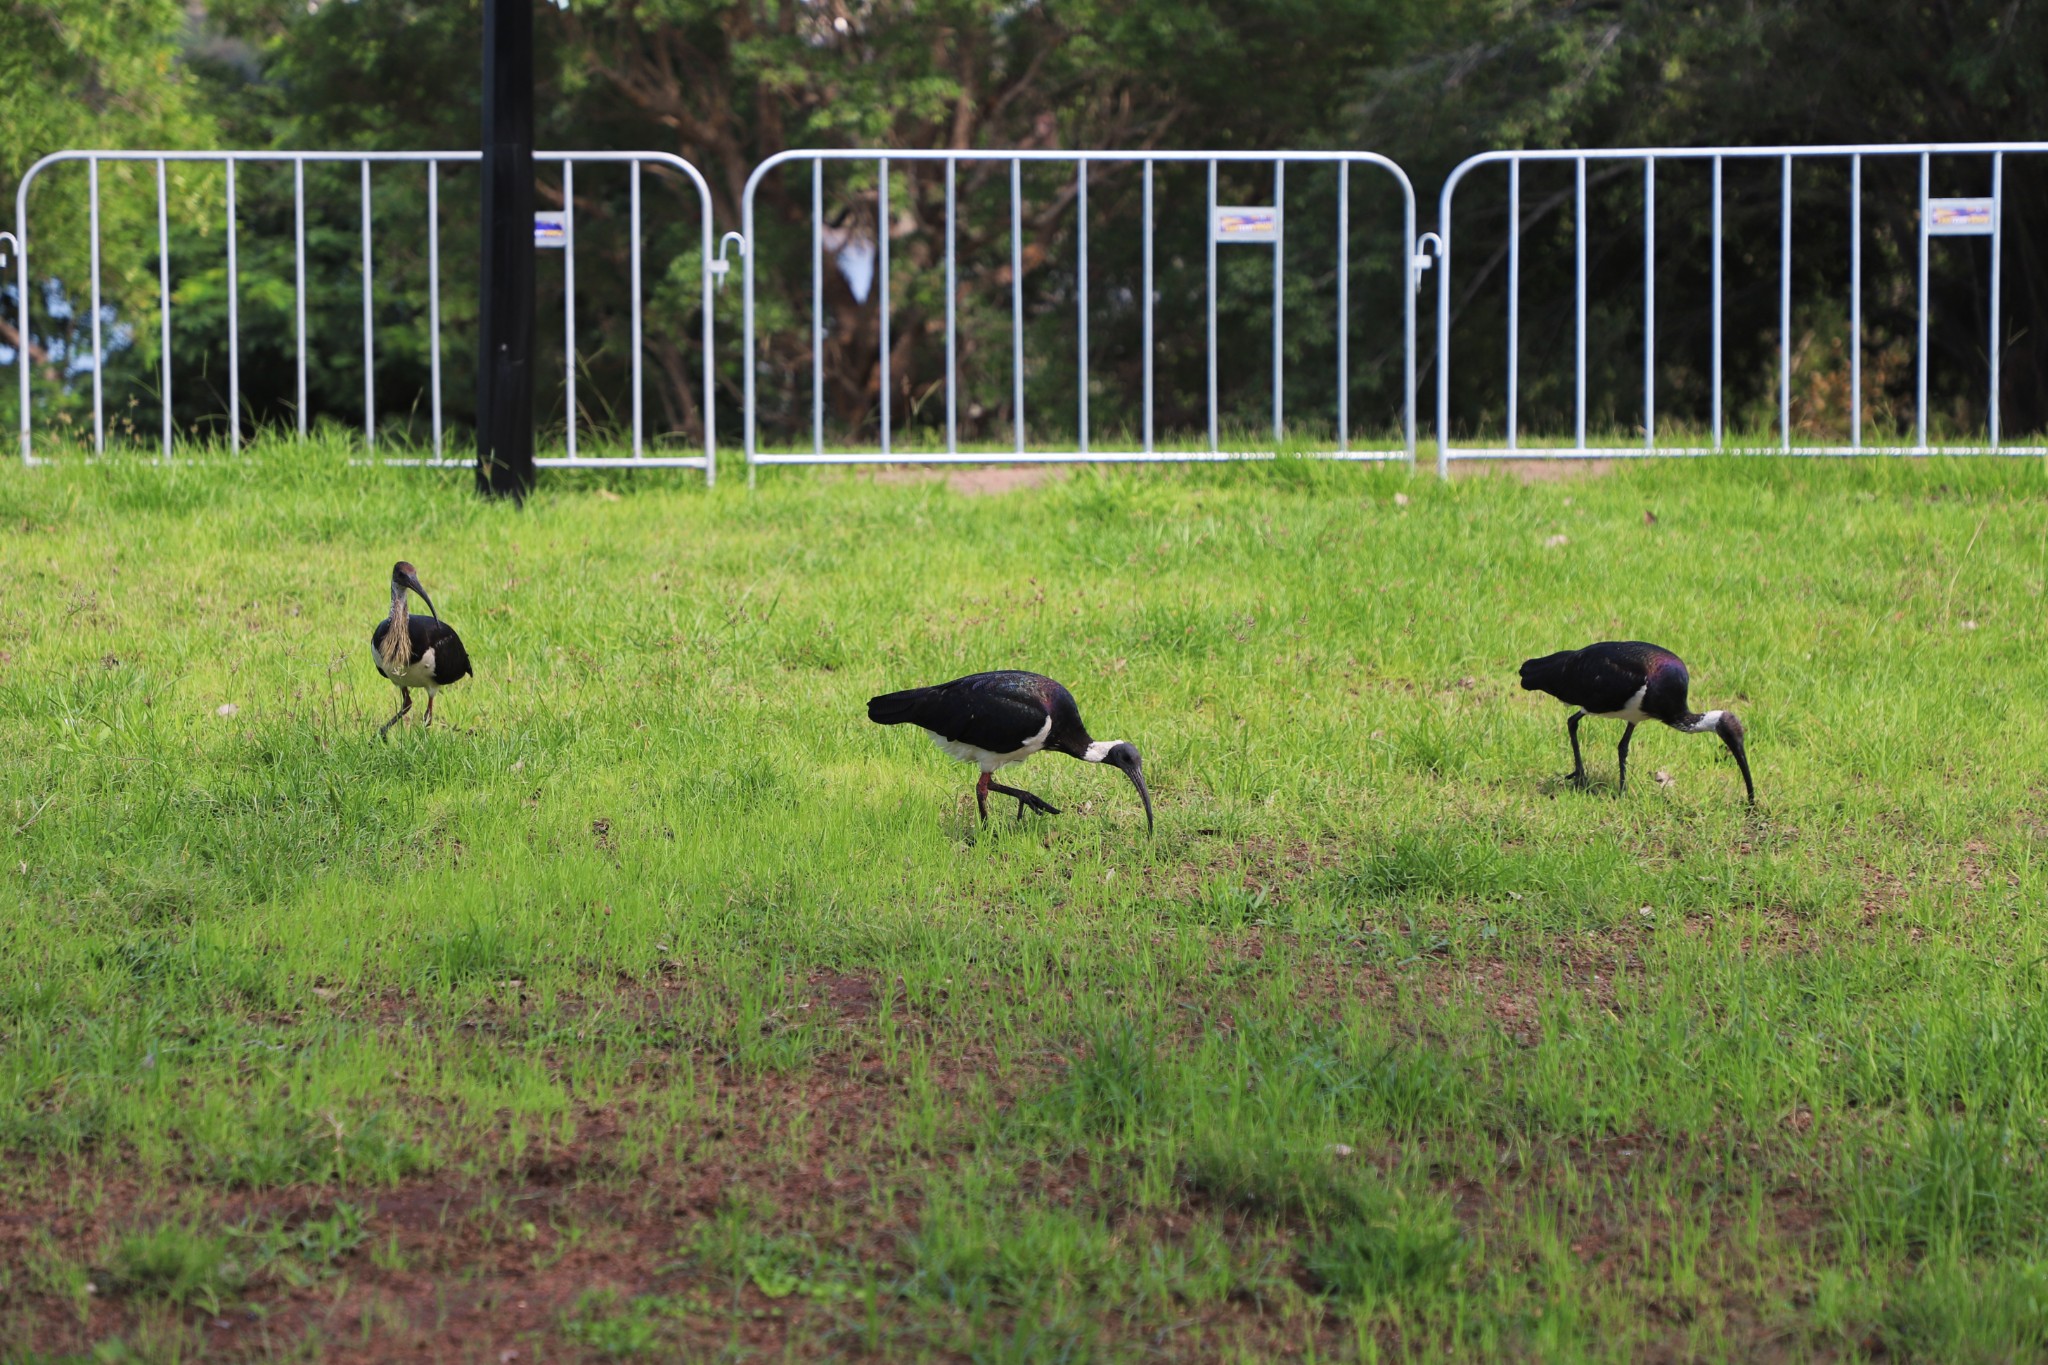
<box><xmin>1433</xmin><ymin>142</ymin><xmax>2048</xmax><ymax>476</ymax></box>
<box><xmin>11</xmin><ymin>149</ymin><xmax>716</xmax><ymax>478</ymax></box>
<box><xmin>739</xmin><ymin>149</ymin><xmax>1419</xmax><ymax>481</ymax></box>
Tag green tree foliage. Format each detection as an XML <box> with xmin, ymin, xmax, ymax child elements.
<box><xmin>1</xmin><ymin>0</ymin><xmax>211</xmax><ymax>431</ymax></box>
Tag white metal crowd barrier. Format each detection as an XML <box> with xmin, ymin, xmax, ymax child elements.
<box><xmin>11</xmin><ymin>149</ymin><xmax>716</xmax><ymax>477</ymax></box>
<box><xmin>738</xmin><ymin>148</ymin><xmax>1419</xmax><ymax>482</ymax></box>
<box><xmin>1433</xmin><ymin>142</ymin><xmax>2048</xmax><ymax>476</ymax></box>
<box><xmin>16</xmin><ymin>140</ymin><xmax>2048</xmax><ymax>482</ymax></box>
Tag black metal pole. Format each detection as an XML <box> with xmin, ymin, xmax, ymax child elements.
<box><xmin>477</xmin><ymin>0</ymin><xmax>535</xmax><ymax>500</ymax></box>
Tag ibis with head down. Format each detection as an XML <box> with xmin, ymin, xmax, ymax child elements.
<box><xmin>1518</xmin><ymin>640</ymin><xmax>1753</xmax><ymax>804</ymax></box>
<box><xmin>371</xmin><ymin>561</ymin><xmax>472</xmax><ymax>738</ymax></box>
<box><xmin>867</xmin><ymin>670</ymin><xmax>1153</xmax><ymax>830</ymax></box>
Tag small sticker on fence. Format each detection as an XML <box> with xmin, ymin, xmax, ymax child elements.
<box><xmin>1213</xmin><ymin>207</ymin><xmax>1280</xmax><ymax>243</ymax></box>
<box><xmin>1927</xmin><ymin>198</ymin><xmax>1995</xmax><ymax>236</ymax></box>
<box><xmin>534</xmin><ymin>211</ymin><xmax>567</xmax><ymax>248</ymax></box>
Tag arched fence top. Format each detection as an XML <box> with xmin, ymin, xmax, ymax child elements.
<box><xmin>1432</xmin><ymin>139</ymin><xmax>2048</xmax><ymax>475</ymax></box>
<box><xmin>13</xmin><ymin>148</ymin><xmax>715</xmax><ymax>474</ymax></box>
<box><xmin>740</xmin><ymin>147</ymin><xmax>1420</xmax><ymax>480</ymax></box>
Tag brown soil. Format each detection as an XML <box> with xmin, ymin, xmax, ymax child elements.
<box><xmin>858</xmin><ymin>464</ymin><xmax>1070</xmax><ymax>496</ymax></box>
<box><xmin>5</xmin><ymin>940</ymin><xmax>1844</xmax><ymax>1362</ymax></box>
<box><xmin>1449</xmin><ymin>457</ymin><xmax>1620</xmax><ymax>483</ymax></box>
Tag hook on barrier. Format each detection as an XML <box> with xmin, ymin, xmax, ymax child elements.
<box><xmin>711</xmin><ymin>231</ymin><xmax>746</xmax><ymax>290</ymax></box>
<box><xmin>1411</xmin><ymin>232</ymin><xmax>1444</xmax><ymax>293</ymax></box>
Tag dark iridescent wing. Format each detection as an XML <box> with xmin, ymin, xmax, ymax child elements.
<box><xmin>915</xmin><ymin>671</ymin><xmax>1061</xmax><ymax>751</ymax></box>
<box><xmin>1629</xmin><ymin>644</ymin><xmax>1691</xmax><ymax>718</ymax></box>
<box><xmin>410</xmin><ymin>616</ymin><xmax>473</xmax><ymax>683</ymax></box>
<box><xmin>1562</xmin><ymin>642</ymin><xmax>1686</xmax><ymax>713</ymax></box>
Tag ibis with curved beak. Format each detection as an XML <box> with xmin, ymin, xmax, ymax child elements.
<box><xmin>370</xmin><ymin>560</ymin><xmax>472</xmax><ymax>738</ymax></box>
<box><xmin>867</xmin><ymin>670</ymin><xmax>1153</xmax><ymax>830</ymax></box>
<box><xmin>1519</xmin><ymin>641</ymin><xmax>1753</xmax><ymax>804</ymax></box>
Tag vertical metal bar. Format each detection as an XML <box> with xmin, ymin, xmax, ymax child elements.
<box><xmin>878</xmin><ymin>155</ymin><xmax>890</xmax><ymax>456</ymax></box>
<box><xmin>1990</xmin><ymin>151</ymin><xmax>2004</xmax><ymax>448</ymax></box>
<box><xmin>89</xmin><ymin>157</ymin><xmax>103</xmax><ymax>454</ymax></box>
<box><xmin>700</xmin><ymin>168</ymin><xmax>716</xmax><ymax>485</ymax></box>
<box><xmin>1712</xmin><ymin>156</ymin><xmax>1723</xmax><ymax>450</ymax></box>
<box><xmin>1011</xmin><ymin>157</ymin><xmax>1024</xmax><ymax>453</ymax></box>
<box><xmin>1336</xmin><ymin>159</ymin><xmax>1349</xmax><ymax>454</ymax></box>
<box><xmin>360</xmin><ymin>159</ymin><xmax>373</xmax><ymax>448</ymax></box>
<box><xmin>1272</xmin><ymin>159</ymin><xmax>1284</xmax><ymax>444</ymax></box>
<box><xmin>563</xmin><ymin>159</ymin><xmax>576</xmax><ymax>460</ymax></box>
<box><xmin>945</xmin><ymin>158</ymin><xmax>956</xmax><ymax>454</ymax></box>
<box><xmin>1506</xmin><ymin>158</ymin><xmax>1519</xmax><ymax>451</ymax></box>
<box><xmin>744</xmin><ymin>166</ymin><xmax>756</xmax><ymax>485</ymax></box>
<box><xmin>295</xmin><ymin>159</ymin><xmax>308</xmax><ymax>441</ymax></box>
<box><xmin>227</xmin><ymin>159</ymin><xmax>240</xmax><ymax>452</ymax></box>
<box><xmin>1206</xmin><ymin>159</ymin><xmax>1218</xmax><ymax>452</ymax></box>
<box><xmin>13</xmin><ymin>187</ymin><xmax>27</xmax><ymax>462</ymax></box>
<box><xmin>812</xmin><ymin>159</ymin><xmax>823</xmax><ymax>456</ymax></box>
<box><xmin>1402</xmin><ymin>174</ymin><xmax>1415</xmax><ymax>463</ymax></box>
<box><xmin>1574</xmin><ymin>155</ymin><xmax>1586</xmax><ymax>452</ymax></box>
<box><xmin>427</xmin><ymin>161</ymin><xmax>442</xmax><ymax>458</ymax></box>
<box><xmin>1851</xmin><ymin>155</ymin><xmax>1861</xmax><ymax>450</ymax></box>
<box><xmin>1077</xmin><ymin>162</ymin><xmax>1089</xmax><ymax>454</ymax></box>
<box><xmin>1435</xmin><ymin>175</ymin><xmax>1452</xmax><ymax>478</ymax></box>
<box><xmin>1143</xmin><ymin>158</ymin><xmax>1154</xmax><ymax>454</ymax></box>
<box><xmin>1780</xmin><ymin>153</ymin><xmax>1791</xmax><ymax>452</ymax></box>
<box><xmin>156</xmin><ymin>158</ymin><xmax>172</xmax><ymax>461</ymax></box>
<box><xmin>1917</xmin><ymin>151</ymin><xmax>1929</xmax><ymax>450</ymax></box>
<box><xmin>1642</xmin><ymin>156</ymin><xmax>1654</xmax><ymax>450</ymax></box>
<box><xmin>631</xmin><ymin>158</ymin><xmax>643</xmax><ymax>457</ymax></box>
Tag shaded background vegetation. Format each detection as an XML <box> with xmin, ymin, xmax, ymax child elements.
<box><xmin>4</xmin><ymin>0</ymin><xmax>2046</xmax><ymax>450</ymax></box>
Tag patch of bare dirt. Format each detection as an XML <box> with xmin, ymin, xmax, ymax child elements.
<box><xmin>859</xmin><ymin>463</ymin><xmax>1070</xmax><ymax>495</ymax></box>
<box><xmin>0</xmin><ymin>1035</ymin><xmax>1013</xmax><ymax>1363</ymax></box>
<box><xmin>1449</xmin><ymin>457</ymin><xmax>1620</xmax><ymax>484</ymax></box>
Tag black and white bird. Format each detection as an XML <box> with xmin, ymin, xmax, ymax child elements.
<box><xmin>1518</xmin><ymin>641</ymin><xmax>1753</xmax><ymax>804</ymax></box>
<box><xmin>867</xmin><ymin>670</ymin><xmax>1153</xmax><ymax>830</ymax></box>
<box><xmin>370</xmin><ymin>560</ymin><xmax>471</xmax><ymax>738</ymax></box>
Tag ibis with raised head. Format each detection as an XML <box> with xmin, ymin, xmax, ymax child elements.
<box><xmin>1518</xmin><ymin>641</ymin><xmax>1753</xmax><ymax>804</ymax></box>
<box><xmin>371</xmin><ymin>560</ymin><xmax>472</xmax><ymax>738</ymax></box>
<box><xmin>867</xmin><ymin>670</ymin><xmax>1153</xmax><ymax>830</ymax></box>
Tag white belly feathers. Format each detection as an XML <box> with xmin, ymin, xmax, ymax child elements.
<box><xmin>1592</xmin><ymin>684</ymin><xmax>1651</xmax><ymax>724</ymax></box>
<box><xmin>931</xmin><ymin>713</ymin><xmax>1053</xmax><ymax>773</ymax></box>
<box><xmin>379</xmin><ymin>647</ymin><xmax>440</xmax><ymax>691</ymax></box>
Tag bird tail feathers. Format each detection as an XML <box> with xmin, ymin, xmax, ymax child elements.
<box><xmin>1518</xmin><ymin>651</ymin><xmax>1574</xmax><ymax>692</ymax></box>
<box><xmin>866</xmin><ymin>688</ymin><xmax>931</xmax><ymax>725</ymax></box>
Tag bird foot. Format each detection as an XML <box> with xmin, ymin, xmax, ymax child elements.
<box><xmin>990</xmin><ymin>783</ymin><xmax>1060</xmax><ymax>817</ymax></box>
<box><xmin>1564</xmin><ymin>771</ymin><xmax>1589</xmax><ymax>789</ymax></box>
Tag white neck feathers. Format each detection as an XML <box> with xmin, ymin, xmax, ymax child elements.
<box><xmin>1684</xmin><ymin>710</ymin><xmax>1724</xmax><ymax>734</ymax></box>
<box><xmin>1083</xmin><ymin>740</ymin><xmax>1118</xmax><ymax>763</ymax></box>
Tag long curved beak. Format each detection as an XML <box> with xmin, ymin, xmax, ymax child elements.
<box><xmin>408</xmin><ymin>579</ymin><xmax>438</xmax><ymax>620</ymax></box>
<box><xmin>1122</xmin><ymin>769</ymin><xmax>1155</xmax><ymax>834</ymax></box>
<box><xmin>1105</xmin><ymin>753</ymin><xmax>1155</xmax><ymax>839</ymax></box>
<box><xmin>1723</xmin><ymin>730</ymin><xmax>1755</xmax><ymax>806</ymax></box>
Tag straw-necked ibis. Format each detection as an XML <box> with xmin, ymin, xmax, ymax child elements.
<box><xmin>867</xmin><ymin>670</ymin><xmax>1153</xmax><ymax>830</ymax></box>
<box><xmin>370</xmin><ymin>560</ymin><xmax>471</xmax><ymax>738</ymax></box>
<box><xmin>1519</xmin><ymin>641</ymin><xmax>1753</xmax><ymax>804</ymax></box>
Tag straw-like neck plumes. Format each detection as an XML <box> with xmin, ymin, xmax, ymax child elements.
<box><xmin>381</xmin><ymin>581</ymin><xmax>413</xmax><ymax>668</ymax></box>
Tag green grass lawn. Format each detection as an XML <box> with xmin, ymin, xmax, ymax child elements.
<box><xmin>5</xmin><ymin>443</ymin><xmax>2048</xmax><ymax>1362</ymax></box>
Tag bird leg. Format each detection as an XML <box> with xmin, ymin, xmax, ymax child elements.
<box><xmin>379</xmin><ymin>688</ymin><xmax>413</xmax><ymax>739</ymax></box>
<box><xmin>423</xmin><ymin>693</ymin><xmax>437</xmax><ymax>728</ymax></box>
<box><xmin>1565</xmin><ymin>710</ymin><xmax>1588</xmax><ymax>786</ymax></box>
<box><xmin>976</xmin><ymin>771</ymin><xmax>990</xmax><ymax>823</ymax></box>
<box><xmin>990</xmin><ymin>781</ymin><xmax>1061</xmax><ymax>818</ymax></box>
<box><xmin>1616</xmin><ymin>722</ymin><xmax>1637</xmax><ymax>796</ymax></box>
